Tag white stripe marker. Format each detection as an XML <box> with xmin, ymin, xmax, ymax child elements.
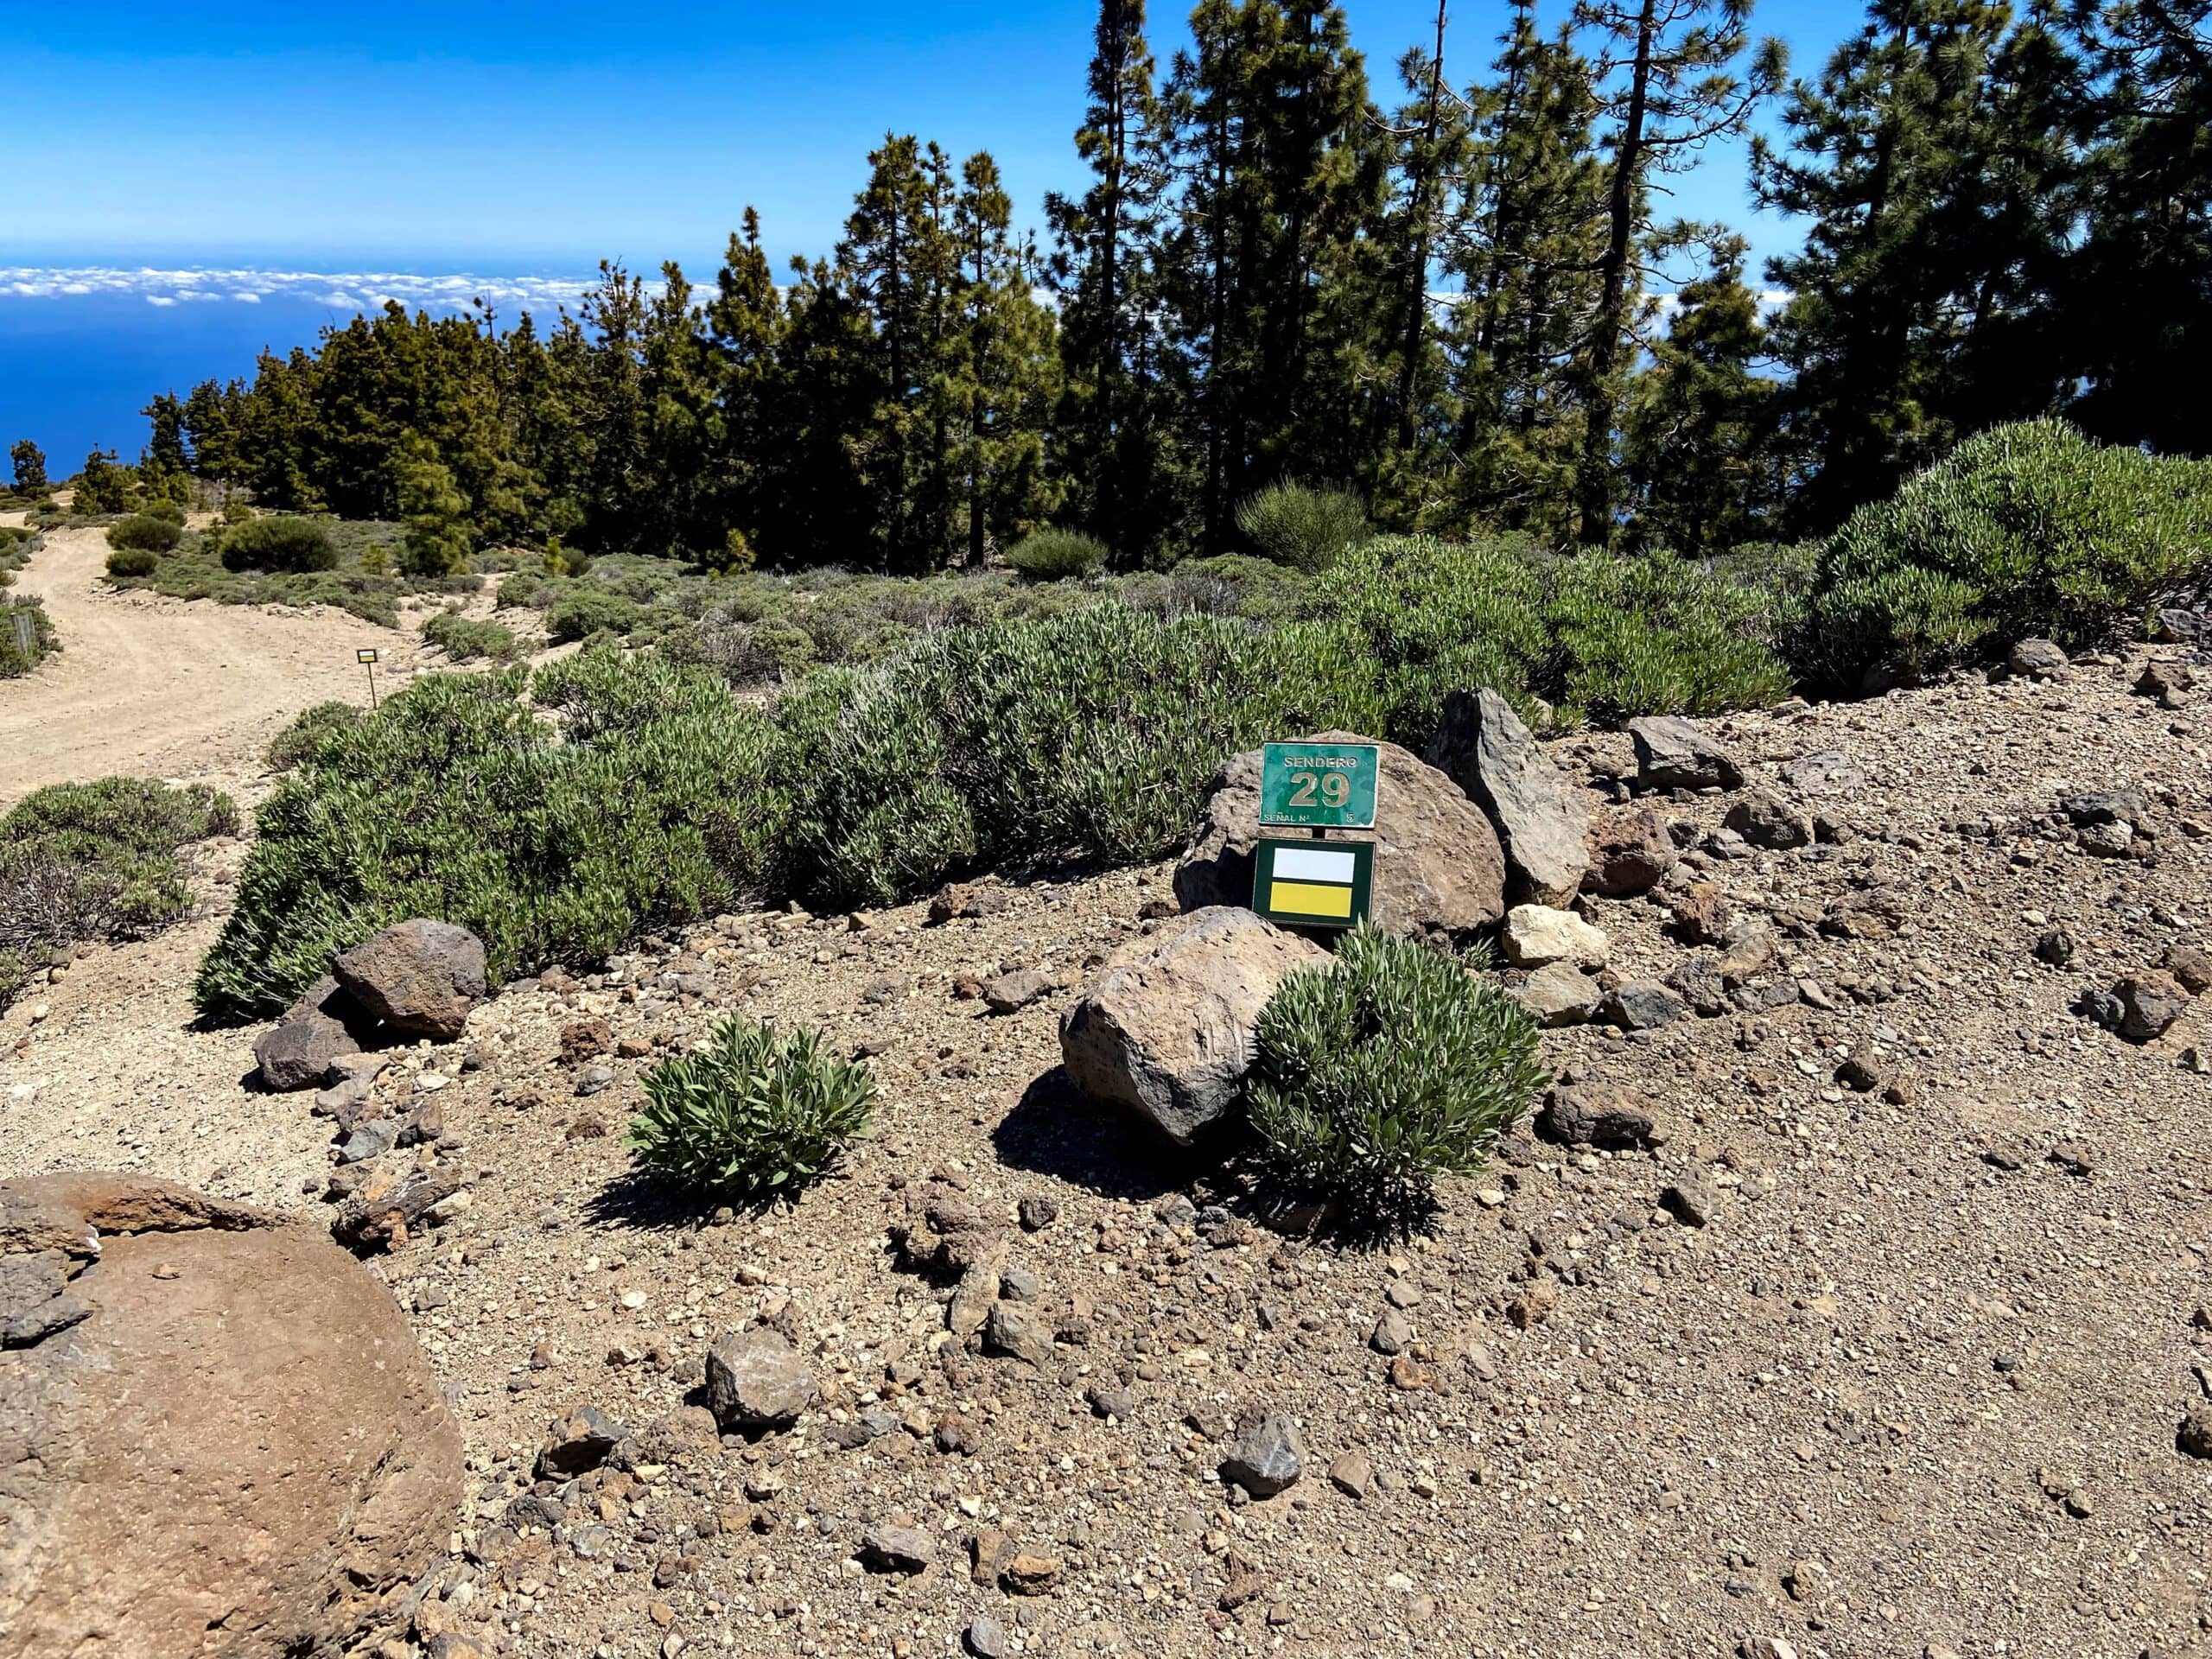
<box><xmin>1272</xmin><ymin>846</ymin><xmax>1357</xmax><ymax>885</ymax></box>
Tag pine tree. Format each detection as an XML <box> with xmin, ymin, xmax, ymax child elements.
<box><xmin>1046</xmin><ymin>0</ymin><xmax>1187</xmax><ymax>561</ymax></box>
<box><xmin>396</xmin><ymin>433</ymin><xmax>474</xmax><ymax>576</ymax></box>
<box><xmin>181</xmin><ymin>379</ymin><xmax>245</xmax><ymax>487</ymax></box>
<box><xmin>2065</xmin><ymin>0</ymin><xmax>2210</xmax><ymax>453</ymax></box>
<box><xmin>140</xmin><ymin>393</ymin><xmax>192</xmax><ymax>503</ymax></box>
<box><xmin>951</xmin><ymin>151</ymin><xmax>1064</xmax><ymax>566</ymax></box>
<box><xmin>74</xmin><ymin>450</ymin><xmax>132</xmax><ymax>515</ymax></box>
<box><xmin>1755</xmin><ymin>0</ymin><xmax>2046</xmax><ymax>528</ymax></box>
<box><xmin>1443</xmin><ymin>1</ymin><xmax>1606</xmax><ymax>540</ymax></box>
<box><xmin>705</xmin><ymin>207</ymin><xmax>792</xmax><ymax>556</ymax></box>
<box><xmin>1619</xmin><ymin>238</ymin><xmax>1777</xmax><ymax>553</ymax></box>
<box><xmin>1568</xmin><ymin>0</ymin><xmax>1785</xmax><ymax>546</ymax></box>
<box><xmin>8</xmin><ymin>440</ymin><xmax>48</xmax><ymax>495</ymax></box>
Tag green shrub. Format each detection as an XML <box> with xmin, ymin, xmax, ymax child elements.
<box><xmin>0</xmin><ymin>779</ymin><xmax>238</xmax><ymax>1013</ymax></box>
<box><xmin>105</xmin><ymin>546</ymin><xmax>160</xmax><ymax>578</ymax></box>
<box><xmin>422</xmin><ymin>613</ymin><xmax>521</xmax><ymax>662</ymax></box>
<box><xmin>544</xmin><ymin>587</ymin><xmax>653</xmax><ymax>643</ymax></box>
<box><xmin>221</xmin><ymin>499</ymin><xmax>256</xmax><ymax>524</ymax></box>
<box><xmin>1243</xmin><ymin>924</ymin><xmax>1548</xmax><ymax>1217</ymax></box>
<box><xmin>0</xmin><ymin>598</ymin><xmax>55</xmax><ymax>677</ymax></box>
<box><xmin>195</xmin><ymin>655</ymin><xmax>778</xmax><ymax>1023</ymax></box>
<box><xmin>1119</xmin><ymin>553</ymin><xmax>1313</xmax><ymax>624</ymax></box>
<box><xmin>106</xmin><ymin>514</ymin><xmax>182</xmax><ymax>555</ymax></box>
<box><xmin>627</xmin><ymin>1014</ymin><xmax>874</xmax><ymax>1197</ymax></box>
<box><xmin>1803</xmin><ymin>419</ymin><xmax>2212</xmax><ymax>685</ymax></box>
<box><xmin>217</xmin><ymin>516</ymin><xmax>338</xmax><ymax>574</ymax></box>
<box><xmin>1006</xmin><ymin>528</ymin><xmax>1108</xmax><ymax>582</ymax></box>
<box><xmin>142</xmin><ymin>499</ymin><xmax>187</xmax><ymax>525</ymax></box>
<box><xmin>267</xmin><ymin>700</ymin><xmax>365</xmax><ymax>771</ymax></box>
<box><xmin>1236</xmin><ymin>481</ymin><xmax>1374</xmax><ymax>574</ymax></box>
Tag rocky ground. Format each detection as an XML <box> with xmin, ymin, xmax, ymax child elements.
<box><xmin>7</xmin><ymin>640</ymin><xmax>2212</xmax><ymax>1659</ymax></box>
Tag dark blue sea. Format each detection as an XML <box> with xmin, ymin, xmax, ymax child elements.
<box><xmin>0</xmin><ymin>260</ymin><xmax>601</xmax><ymax>477</ymax></box>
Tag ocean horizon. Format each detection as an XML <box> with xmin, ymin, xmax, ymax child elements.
<box><xmin>0</xmin><ymin>258</ymin><xmax>618</xmax><ymax>475</ymax></box>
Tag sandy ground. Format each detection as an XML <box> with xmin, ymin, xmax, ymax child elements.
<box><xmin>10</xmin><ymin>639</ymin><xmax>2212</xmax><ymax>1659</ymax></box>
<box><xmin>0</xmin><ymin>520</ymin><xmax>421</xmax><ymax>810</ymax></box>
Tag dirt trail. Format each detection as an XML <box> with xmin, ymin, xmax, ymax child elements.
<box><xmin>0</xmin><ymin>523</ymin><xmax>419</xmax><ymax>809</ymax></box>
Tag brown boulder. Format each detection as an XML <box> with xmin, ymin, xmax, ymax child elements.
<box><xmin>1174</xmin><ymin>733</ymin><xmax>1507</xmax><ymax>944</ymax></box>
<box><xmin>333</xmin><ymin>918</ymin><xmax>487</xmax><ymax>1043</ymax></box>
<box><xmin>251</xmin><ymin>976</ymin><xmax>360</xmax><ymax>1092</ymax></box>
<box><xmin>1586</xmin><ymin>807</ymin><xmax>1678</xmax><ymax>896</ymax></box>
<box><xmin>0</xmin><ymin>1173</ymin><xmax>461</xmax><ymax>1659</ymax></box>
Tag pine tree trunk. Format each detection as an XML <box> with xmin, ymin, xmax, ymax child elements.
<box><xmin>1576</xmin><ymin>0</ymin><xmax>1656</xmax><ymax>549</ymax></box>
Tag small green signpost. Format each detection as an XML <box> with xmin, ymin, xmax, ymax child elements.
<box><xmin>1254</xmin><ymin>740</ymin><xmax>1379</xmax><ymax>928</ymax></box>
<box><xmin>357</xmin><ymin>646</ymin><xmax>381</xmax><ymax>709</ymax></box>
<box><xmin>1253</xmin><ymin>837</ymin><xmax>1373</xmax><ymax>927</ymax></box>
<box><xmin>1257</xmin><ymin>741</ymin><xmax>1378</xmax><ymax>830</ymax></box>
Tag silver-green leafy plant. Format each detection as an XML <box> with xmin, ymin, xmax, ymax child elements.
<box><xmin>1244</xmin><ymin>923</ymin><xmax>1548</xmax><ymax>1216</ymax></box>
<box><xmin>628</xmin><ymin>1014</ymin><xmax>874</xmax><ymax>1197</ymax></box>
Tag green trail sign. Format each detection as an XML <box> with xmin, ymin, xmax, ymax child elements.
<box><xmin>1253</xmin><ymin>837</ymin><xmax>1373</xmax><ymax>928</ymax></box>
<box><xmin>1258</xmin><ymin>741</ymin><xmax>1378</xmax><ymax>830</ymax></box>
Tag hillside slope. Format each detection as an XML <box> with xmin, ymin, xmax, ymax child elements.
<box><xmin>4</xmin><ymin>641</ymin><xmax>2210</xmax><ymax>1659</ymax></box>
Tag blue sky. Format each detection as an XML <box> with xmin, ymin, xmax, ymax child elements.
<box><xmin>6</xmin><ymin>0</ymin><xmax>1859</xmax><ymax>277</ymax></box>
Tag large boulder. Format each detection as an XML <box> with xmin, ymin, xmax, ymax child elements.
<box><xmin>1173</xmin><ymin>733</ymin><xmax>1507</xmax><ymax>944</ymax></box>
<box><xmin>251</xmin><ymin>976</ymin><xmax>360</xmax><ymax>1092</ymax></box>
<box><xmin>0</xmin><ymin>1173</ymin><xmax>461</xmax><ymax>1658</ymax></box>
<box><xmin>333</xmin><ymin>918</ymin><xmax>487</xmax><ymax>1043</ymax></box>
<box><xmin>1627</xmin><ymin>715</ymin><xmax>1743</xmax><ymax>793</ymax></box>
<box><xmin>1059</xmin><ymin>906</ymin><xmax>1328</xmax><ymax>1145</ymax></box>
<box><xmin>1422</xmin><ymin>689</ymin><xmax>1588</xmax><ymax>906</ymax></box>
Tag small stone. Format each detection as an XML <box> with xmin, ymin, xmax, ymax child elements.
<box><xmin>983</xmin><ymin>1301</ymin><xmax>1058</xmax><ymax>1369</ymax></box>
<box><xmin>1220</xmin><ymin>1412</ymin><xmax>1301</xmax><ymax>1498</ymax></box>
<box><xmin>1516</xmin><ymin>961</ymin><xmax>1602</xmax><ymax>1027</ymax></box>
<box><xmin>1328</xmin><ymin>1449</ymin><xmax>1372</xmax><ymax>1499</ymax></box>
<box><xmin>1017</xmin><ymin>1195</ymin><xmax>1059</xmax><ymax>1231</ymax></box>
<box><xmin>2179</xmin><ymin>1404</ymin><xmax>2212</xmax><ymax>1459</ymax></box>
<box><xmin>1669</xmin><ymin>881</ymin><xmax>1732</xmax><ymax>945</ymax></box>
<box><xmin>935</xmin><ymin>1412</ymin><xmax>985</xmax><ymax>1455</ymax></box>
<box><xmin>1000</xmin><ymin>1552</ymin><xmax>1060</xmax><ymax>1594</ymax></box>
<box><xmin>859</xmin><ymin>1522</ymin><xmax>935</xmax><ymax>1573</ymax></box>
<box><xmin>1724</xmin><ymin>789</ymin><xmax>1812</xmax><ymax>851</ymax></box>
<box><xmin>1586</xmin><ymin>808</ymin><xmax>1677</xmax><ymax>897</ymax></box>
<box><xmin>2119</xmin><ymin>971</ymin><xmax>2190</xmax><ymax>1041</ymax></box>
<box><xmin>1598</xmin><ymin>981</ymin><xmax>1687</xmax><ymax>1032</ymax></box>
<box><xmin>2033</xmin><ymin>926</ymin><xmax>2075</xmax><ymax>966</ymax></box>
<box><xmin>1370</xmin><ymin>1311</ymin><xmax>1411</xmax><ymax>1356</ymax></box>
<box><xmin>1536</xmin><ymin>1084</ymin><xmax>1656</xmax><ymax>1149</ymax></box>
<box><xmin>1507</xmin><ymin>1283</ymin><xmax>1555</xmax><ymax>1330</ymax></box>
<box><xmin>2163</xmin><ymin>943</ymin><xmax>2212</xmax><ymax>995</ymax></box>
<box><xmin>1628</xmin><ymin>715</ymin><xmax>1743</xmax><ymax>792</ymax></box>
<box><xmin>2007</xmin><ymin>638</ymin><xmax>2069</xmax><ymax>679</ymax></box>
<box><xmin>965</xmin><ymin>1616</ymin><xmax>1007</xmax><ymax>1659</ymax></box>
<box><xmin>983</xmin><ymin>969</ymin><xmax>1054</xmax><ymax>1015</ymax></box>
<box><xmin>1661</xmin><ymin>1173</ymin><xmax>1717</xmax><ymax>1227</ymax></box>
<box><xmin>537</xmin><ymin>1403</ymin><xmax>630</xmax><ymax>1478</ymax></box>
<box><xmin>704</xmin><ymin>1326</ymin><xmax>818</xmax><ymax>1433</ymax></box>
<box><xmin>2078</xmin><ymin>820</ymin><xmax>2134</xmax><ymax>858</ymax></box>
<box><xmin>1500</xmin><ymin>905</ymin><xmax>1609</xmax><ymax>969</ymax></box>
<box><xmin>337</xmin><ymin>1117</ymin><xmax>401</xmax><ymax>1165</ymax></box>
<box><xmin>1085</xmin><ymin>1385</ymin><xmax>1135</xmax><ymax>1421</ymax></box>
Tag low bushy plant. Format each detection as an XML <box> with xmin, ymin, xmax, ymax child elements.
<box><xmin>1243</xmin><ymin>924</ymin><xmax>1548</xmax><ymax>1217</ymax></box>
<box><xmin>0</xmin><ymin>598</ymin><xmax>54</xmax><ymax>676</ymax></box>
<box><xmin>1006</xmin><ymin>527</ymin><xmax>1108</xmax><ymax>582</ymax></box>
<box><xmin>105</xmin><ymin>545</ymin><xmax>160</xmax><ymax>578</ymax></box>
<box><xmin>627</xmin><ymin>1014</ymin><xmax>874</xmax><ymax>1197</ymax></box>
<box><xmin>267</xmin><ymin>700</ymin><xmax>365</xmax><ymax>771</ymax></box>
<box><xmin>422</xmin><ymin>613</ymin><xmax>521</xmax><ymax>662</ymax></box>
<box><xmin>544</xmin><ymin>586</ymin><xmax>654</xmax><ymax>643</ymax></box>
<box><xmin>0</xmin><ymin>779</ymin><xmax>238</xmax><ymax>1012</ymax></box>
<box><xmin>1802</xmin><ymin>419</ymin><xmax>2212</xmax><ymax>685</ymax></box>
<box><xmin>1235</xmin><ymin>481</ymin><xmax>1374</xmax><ymax>574</ymax></box>
<box><xmin>142</xmin><ymin>499</ymin><xmax>187</xmax><ymax>525</ymax></box>
<box><xmin>107</xmin><ymin>514</ymin><xmax>181</xmax><ymax>554</ymax></box>
<box><xmin>217</xmin><ymin>515</ymin><xmax>338</xmax><ymax>574</ymax></box>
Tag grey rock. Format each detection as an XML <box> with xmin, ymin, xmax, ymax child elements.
<box><xmin>1154</xmin><ymin>1192</ymin><xmax>1198</xmax><ymax>1229</ymax></box>
<box><xmin>337</xmin><ymin>1117</ymin><xmax>401</xmax><ymax>1165</ymax></box>
<box><xmin>1221</xmin><ymin>1412</ymin><xmax>1302</xmax><ymax>1498</ymax></box>
<box><xmin>859</xmin><ymin>1522</ymin><xmax>935</xmax><ymax>1573</ymax></box>
<box><xmin>2156</xmin><ymin>607</ymin><xmax>2204</xmax><ymax>642</ymax></box>
<box><xmin>1017</xmin><ymin>1195</ymin><xmax>1059</xmax><ymax>1231</ymax></box>
<box><xmin>312</xmin><ymin>1072</ymin><xmax>378</xmax><ymax>1132</ymax></box>
<box><xmin>505</xmin><ymin>1493</ymin><xmax>569</xmax><ymax>1532</ymax></box>
<box><xmin>1777</xmin><ymin>749</ymin><xmax>1866</xmax><ymax>796</ymax></box>
<box><xmin>983</xmin><ymin>1300</ymin><xmax>1058</xmax><ymax>1369</ymax></box>
<box><xmin>536</xmin><ymin>1403</ymin><xmax>630</xmax><ymax>1478</ymax></box>
<box><xmin>1370</xmin><ymin>1311</ymin><xmax>1411</xmax><ymax>1356</ymax></box>
<box><xmin>2061</xmin><ymin>786</ymin><xmax>2150</xmax><ymax>827</ymax></box>
<box><xmin>2008</xmin><ymin>637</ymin><xmax>2069</xmax><ymax>678</ymax></box>
<box><xmin>2119</xmin><ymin>971</ymin><xmax>2190</xmax><ymax>1042</ymax></box>
<box><xmin>329</xmin><ymin>1165</ymin><xmax>465</xmax><ymax>1251</ymax></box>
<box><xmin>1423</xmin><ymin>688</ymin><xmax>1588</xmax><ymax>906</ymax></box>
<box><xmin>1627</xmin><ymin>715</ymin><xmax>1743</xmax><ymax>793</ymax></box>
<box><xmin>1535</xmin><ymin>1085</ymin><xmax>1656</xmax><ymax>1150</ymax></box>
<box><xmin>254</xmin><ymin>976</ymin><xmax>361</xmax><ymax>1093</ymax></box>
<box><xmin>564</xmin><ymin>1522</ymin><xmax>613</xmax><ymax>1560</ymax></box>
<box><xmin>2179</xmin><ymin>1404</ymin><xmax>2212</xmax><ymax>1459</ymax></box>
<box><xmin>1086</xmin><ymin>1385</ymin><xmax>1136</xmax><ymax>1421</ymax></box>
<box><xmin>574</xmin><ymin>1064</ymin><xmax>614</xmax><ymax>1097</ymax></box>
<box><xmin>1731</xmin><ymin>980</ymin><xmax>1802</xmax><ymax>1013</ymax></box>
<box><xmin>967</xmin><ymin>1615</ymin><xmax>1009</xmax><ymax>1658</ymax></box>
<box><xmin>1665</xmin><ymin>952</ymin><xmax>1729</xmax><ymax>1017</ymax></box>
<box><xmin>984</xmin><ymin>968</ymin><xmax>1055</xmax><ymax>1014</ymax></box>
<box><xmin>332</xmin><ymin>918</ymin><xmax>487</xmax><ymax>1042</ymax></box>
<box><xmin>2074</xmin><ymin>984</ymin><xmax>2126</xmax><ymax>1031</ymax></box>
<box><xmin>1516</xmin><ymin>960</ymin><xmax>1602</xmax><ymax>1027</ymax></box>
<box><xmin>1598</xmin><ymin>981</ymin><xmax>1688</xmax><ymax>1031</ymax></box>
<box><xmin>1058</xmin><ymin>907</ymin><xmax>1329</xmax><ymax>1145</ymax></box>
<box><xmin>999</xmin><ymin>1266</ymin><xmax>1041</xmax><ymax>1302</ymax></box>
<box><xmin>705</xmin><ymin>1326</ymin><xmax>818</xmax><ymax>1433</ymax></box>
<box><xmin>1662</xmin><ymin>1173</ymin><xmax>1717</xmax><ymax>1227</ymax></box>
<box><xmin>1724</xmin><ymin>789</ymin><xmax>1813</xmax><ymax>851</ymax></box>
<box><xmin>2078</xmin><ymin>821</ymin><xmax>2134</xmax><ymax>858</ymax></box>
<box><xmin>1175</xmin><ymin>732</ymin><xmax>1508</xmax><ymax>944</ymax></box>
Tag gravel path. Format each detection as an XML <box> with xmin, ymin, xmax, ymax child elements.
<box><xmin>0</xmin><ymin>522</ymin><xmax>419</xmax><ymax>810</ymax></box>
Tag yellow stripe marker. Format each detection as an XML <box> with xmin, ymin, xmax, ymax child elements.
<box><xmin>1268</xmin><ymin>879</ymin><xmax>1355</xmax><ymax>918</ymax></box>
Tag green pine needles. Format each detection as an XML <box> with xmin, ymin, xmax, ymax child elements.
<box><xmin>628</xmin><ymin>1014</ymin><xmax>875</xmax><ymax>1198</ymax></box>
<box><xmin>1245</xmin><ymin>925</ymin><xmax>1548</xmax><ymax>1217</ymax></box>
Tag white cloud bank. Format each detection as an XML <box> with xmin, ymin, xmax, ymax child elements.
<box><xmin>0</xmin><ymin>266</ymin><xmax>600</xmax><ymax>315</ymax></box>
